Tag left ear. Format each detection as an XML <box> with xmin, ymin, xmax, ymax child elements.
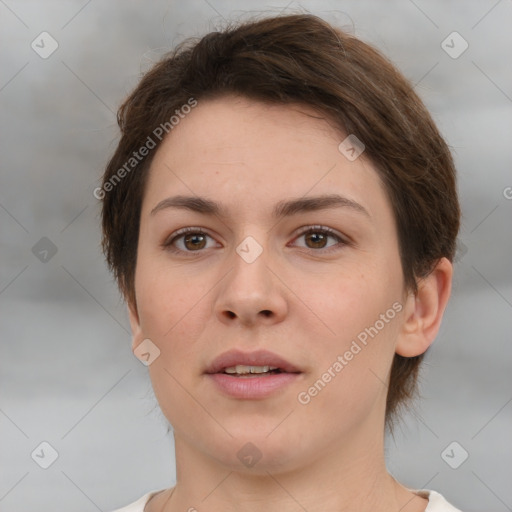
<box><xmin>396</xmin><ymin>257</ymin><xmax>453</xmax><ymax>357</ymax></box>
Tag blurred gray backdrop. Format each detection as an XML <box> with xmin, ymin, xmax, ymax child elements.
<box><xmin>1</xmin><ymin>1</ymin><xmax>511</xmax><ymax>511</ymax></box>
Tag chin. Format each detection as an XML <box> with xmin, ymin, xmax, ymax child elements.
<box><xmin>203</xmin><ymin>429</ymin><xmax>310</xmax><ymax>475</ymax></box>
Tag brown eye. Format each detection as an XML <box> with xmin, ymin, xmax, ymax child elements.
<box><xmin>164</xmin><ymin>228</ymin><xmax>218</xmax><ymax>254</ymax></box>
<box><xmin>183</xmin><ymin>233</ymin><xmax>207</xmax><ymax>250</ymax></box>
<box><xmin>291</xmin><ymin>226</ymin><xmax>346</xmax><ymax>253</ymax></box>
<box><xmin>304</xmin><ymin>231</ymin><xmax>329</xmax><ymax>249</ymax></box>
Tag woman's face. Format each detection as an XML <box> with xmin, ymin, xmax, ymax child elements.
<box><xmin>129</xmin><ymin>95</ymin><xmax>410</xmax><ymax>472</ymax></box>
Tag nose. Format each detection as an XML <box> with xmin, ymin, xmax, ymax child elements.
<box><xmin>213</xmin><ymin>239</ymin><xmax>288</xmax><ymax>327</ymax></box>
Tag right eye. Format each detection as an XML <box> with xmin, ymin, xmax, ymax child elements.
<box><xmin>163</xmin><ymin>227</ymin><xmax>220</xmax><ymax>254</ymax></box>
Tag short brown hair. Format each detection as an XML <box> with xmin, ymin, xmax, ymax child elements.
<box><xmin>100</xmin><ymin>13</ymin><xmax>460</xmax><ymax>426</ymax></box>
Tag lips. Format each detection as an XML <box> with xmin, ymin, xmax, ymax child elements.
<box><xmin>204</xmin><ymin>349</ymin><xmax>301</xmax><ymax>375</ymax></box>
<box><xmin>205</xmin><ymin>349</ymin><xmax>302</xmax><ymax>399</ymax></box>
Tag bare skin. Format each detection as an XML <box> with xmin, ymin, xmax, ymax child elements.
<box><xmin>127</xmin><ymin>95</ymin><xmax>452</xmax><ymax>512</ymax></box>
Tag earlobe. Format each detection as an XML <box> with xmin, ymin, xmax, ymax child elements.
<box><xmin>127</xmin><ymin>299</ymin><xmax>145</xmax><ymax>352</ymax></box>
<box><xmin>395</xmin><ymin>257</ymin><xmax>453</xmax><ymax>357</ymax></box>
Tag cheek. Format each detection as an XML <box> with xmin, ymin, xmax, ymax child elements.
<box><xmin>137</xmin><ymin>269</ymin><xmax>213</xmax><ymax>426</ymax></box>
<box><xmin>294</xmin><ymin>257</ymin><xmax>401</xmax><ymax>341</ymax></box>
<box><xmin>293</xmin><ymin>259</ymin><xmax>402</xmax><ymax>404</ymax></box>
<box><xmin>295</xmin><ymin>286</ymin><xmax>402</xmax><ymax>435</ymax></box>
<box><xmin>135</xmin><ymin>254</ymin><xmax>206</xmax><ymax>338</ymax></box>
<box><xmin>296</xmin><ymin>352</ymin><xmax>391</xmax><ymax>442</ymax></box>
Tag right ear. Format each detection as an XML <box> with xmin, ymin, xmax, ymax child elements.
<box><xmin>127</xmin><ymin>299</ymin><xmax>145</xmax><ymax>353</ymax></box>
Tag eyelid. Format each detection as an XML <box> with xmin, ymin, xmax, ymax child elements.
<box><xmin>292</xmin><ymin>224</ymin><xmax>344</xmax><ymax>239</ymax></box>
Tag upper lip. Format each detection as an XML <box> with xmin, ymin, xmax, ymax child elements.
<box><xmin>205</xmin><ymin>349</ymin><xmax>302</xmax><ymax>374</ymax></box>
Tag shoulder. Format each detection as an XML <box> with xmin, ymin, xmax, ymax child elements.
<box><xmin>416</xmin><ymin>489</ymin><xmax>463</xmax><ymax>512</ymax></box>
<box><xmin>112</xmin><ymin>487</ymin><xmax>462</xmax><ymax>512</ymax></box>
<box><xmin>110</xmin><ymin>490</ymin><xmax>162</xmax><ymax>512</ymax></box>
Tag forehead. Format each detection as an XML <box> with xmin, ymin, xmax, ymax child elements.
<box><xmin>142</xmin><ymin>95</ymin><xmax>391</xmax><ymax>223</ymax></box>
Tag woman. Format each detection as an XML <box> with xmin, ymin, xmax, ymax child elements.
<box><xmin>100</xmin><ymin>13</ymin><xmax>462</xmax><ymax>512</ymax></box>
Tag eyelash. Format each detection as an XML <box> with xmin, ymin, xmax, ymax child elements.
<box><xmin>162</xmin><ymin>225</ymin><xmax>348</xmax><ymax>255</ymax></box>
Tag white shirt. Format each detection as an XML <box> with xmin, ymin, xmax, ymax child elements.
<box><xmin>111</xmin><ymin>488</ymin><xmax>462</xmax><ymax>511</ymax></box>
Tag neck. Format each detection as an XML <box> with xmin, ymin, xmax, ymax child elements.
<box><xmin>156</xmin><ymin>420</ymin><xmax>427</xmax><ymax>512</ymax></box>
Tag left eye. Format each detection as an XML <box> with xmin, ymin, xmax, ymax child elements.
<box><xmin>291</xmin><ymin>227</ymin><xmax>344</xmax><ymax>251</ymax></box>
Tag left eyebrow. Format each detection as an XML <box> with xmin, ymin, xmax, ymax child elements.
<box><xmin>272</xmin><ymin>194</ymin><xmax>370</xmax><ymax>219</ymax></box>
<box><xmin>150</xmin><ymin>193</ymin><xmax>370</xmax><ymax>219</ymax></box>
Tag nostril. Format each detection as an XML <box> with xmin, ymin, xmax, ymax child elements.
<box><xmin>222</xmin><ymin>310</ymin><xmax>272</xmax><ymax>320</ymax></box>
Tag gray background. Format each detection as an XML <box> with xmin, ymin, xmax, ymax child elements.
<box><xmin>1</xmin><ymin>1</ymin><xmax>511</xmax><ymax>511</ymax></box>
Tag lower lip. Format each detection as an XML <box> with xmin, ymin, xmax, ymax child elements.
<box><xmin>206</xmin><ymin>372</ymin><xmax>301</xmax><ymax>399</ymax></box>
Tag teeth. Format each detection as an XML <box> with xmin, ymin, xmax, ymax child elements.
<box><xmin>224</xmin><ymin>365</ymin><xmax>279</xmax><ymax>375</ymax></box>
